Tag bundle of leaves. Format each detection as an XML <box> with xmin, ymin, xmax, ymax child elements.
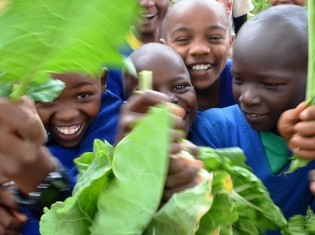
<box><xmin>40</xmin><ymin>105</ymin><xmax>289</xmax><ymax>235</ymax></box>
<box><xmin>0</xmin><ymin>0</ymin><xmax>138</xmax><ymax>102</ymax></box>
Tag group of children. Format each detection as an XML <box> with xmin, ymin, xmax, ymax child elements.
<box><xmin>0</xmin><ymin>0</ymin><xmax>314</xmax><ymax>235</ymax></box>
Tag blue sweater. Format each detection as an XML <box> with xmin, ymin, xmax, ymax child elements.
<box><xmin>189</xmin><ymin>105</ymin><xmax>315</xmax><ymax>235</ymax></box>
<box><xmin>22</xmin><ymin>90</ymin><xmax>122</xmax><ymax>235</ymax></box>
<box><xmin>218</xmin><ymin>59</ymin><xmax>235</xmax><ymax>108</ymax></box>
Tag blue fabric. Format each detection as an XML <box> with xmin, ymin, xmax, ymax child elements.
<box><xmin>107</xmin><ymin>69</ymin><xmax>125</xmax><ymax>100</ymax></box>
<box><xmin>219</xmin><ymin>59</ymin><xmax>235</xmax><ymax>108</ymax></box>
<box><xmin>107</xmin><ymin>45</ymin><xmax>134</xmax><ymax>100</ymax></box>
<box><xmin>22</xmin><ymin>90</ymin><xmax>122</xmax><ymax>235</ymax></box>
<box><xmin>189</xmin><ymin>105</ymin><xmax>315</xmax><ymax>235</ymax></box>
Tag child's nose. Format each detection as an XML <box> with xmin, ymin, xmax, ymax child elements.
<box><xmin>54</xmin><ymin>106</ymin><xmax>80</xmax><ymax>122</ymax></box>
<box><xmin>140</xmin><ymin>0</ymin><xmax>154</xmax><ymax>7</ymax></box>
<box><xmin>238</xmin><ymin>88</ymin><xmax>261</xmax><ymax>106</ymax></box>
<box><xmin>189</xmin><ymin>40</ymin><xmax>210</xmax><ymax>56</ymax></box>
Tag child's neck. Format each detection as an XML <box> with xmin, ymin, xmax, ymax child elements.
<box><xmin>133</xmin><ymin>27</ymin><xmax>160</xmax><ymax>44</ymax></box>
<box><xmin>139</xmin><ymin>31</ymin><xmax>160</xmax><ymax>44</ymax></box>
<box><xmin>195</xmin><ymin>79</ymin><xmax>221</xmax><ymax>111</ymax></box>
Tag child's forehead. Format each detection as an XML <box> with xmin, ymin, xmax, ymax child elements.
<box><xmin>51</xmin><ymin>72</ymin><xmax>100</xmax><ymax>84</ymax></box>
<box><xmin>135</xmin><ymin>51</ymin><xmax>185</xmax><ymax>71</ymax></box>
<box><xmin>166</xmin><ymin>0</ymin><xmax>228</xmax><ymax>24</ymax></box>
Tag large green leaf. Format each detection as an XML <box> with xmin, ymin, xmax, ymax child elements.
<box><xmin>90</xmin><ymin>105</ymin><xmax>172</xmax><ymax>235</ymax></box>
<box><xmin>231</xmin><ymin>166</ymin><xmax>287</xmax><ymax>234</ymax></box>
<box><xmin>144</xmin><ymin>172</ymin><xmax>213</xmax><ymax>235</ymax></box>
<box><xmin>0</xmin><ymin>0</ymin><xmax>138</xmax><ymax>101</ymax></box>
<box><xmin>40</xmin><ymin>140</ymin><xmax>114</xmax><ymax>235</ymax></box>
<box><xmin>197</xmin><ymin>171</ymin><xmax>238</xmax><ymax>235</ymax></box>
<box><xmin>198</xmin><ymin>147</ymin><xmax>287</xmax><ymax>234</ymax></box>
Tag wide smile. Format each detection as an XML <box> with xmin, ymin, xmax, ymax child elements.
<box><xmin>143</xmin><ymin>12</ymin><xmax>158</xmax><ymax>20</ymax></box>
<box><xmin>243</xmin><ymin>111</ymin><xmax>268</xmax><ymax>124</ymax></box>
<box><xmin>53</xmin><ymin>123</ymin><xmax>84</xmax><ymax>141</ymax></box>
<box><xmin>188</xmin><ymin>63</ymin><xmax>215</xmax><ymax>76</ymax></box>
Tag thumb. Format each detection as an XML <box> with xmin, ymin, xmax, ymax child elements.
<box><xmin>19</xmin><ymin>96</ymin><xmax>37</xmax><ymax>114</ymax></box>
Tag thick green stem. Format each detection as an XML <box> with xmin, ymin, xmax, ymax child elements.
<box><xmin>9</xmin><ymin>80</ymin><xmax>29</xmax><ymax>103</ymax></box>
<box><xmin>138</xmin><ymin>70</ymin><xmax>153</xmax><ymax>91</ymax></box>
<box><xmin>306</xmin><ymin>0</ymin><xmax>315</xmax><ymax>102</ymax></box>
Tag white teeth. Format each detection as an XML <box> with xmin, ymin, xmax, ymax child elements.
<box><xmin>144</xmin><ymin>13</ymin><xmax>157</xmax><ymax>19</ymax></box>
<box><xmin>248</xmin><ymin>114</ymin><xmax>261</xmax><ymax>118</ymax></box>
<box><xmin>55</xmin><ymin>124</ymin><xmax>81</xmax><ymax>135</ymax></box>
<box><xmin>192</xmin><ymin>64</ymin><xmax>212</xmax><ymax>71</ymax></box>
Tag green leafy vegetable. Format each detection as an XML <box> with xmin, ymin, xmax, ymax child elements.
<box><xmin>0</xmin><ymin>0</ymin><xmax>138</xmax><ymax>102</ymax></box>
<box><xmin>90</xmin><ymin>105</ymin><xmax>172</xmax><ymax>235</ymax></box>
<box><xmin>282</xmin><ymin>207</ymin><xmax>315</xmax><ymax>235</ymax></box>
<box><xmin>40</xmin><ymin>104</ymin><xmax>173</xmax><ymax>235</ymax></box>
<box><xmin>144</xmin><ymin>171</ymin><xmax>213</xmax><ymax>235</ymax></box>
<box><xmin>198</xmin><ymin>147</ymin><xmax>287</xmax><ymax>234</ymax></box>
<box><xmin>40</xmin><ymin>140</ymin><xmax>114</xmax><ymax>235</ymax></box>
<box><xmin>41</xmin><ymin>106</ymin><xmax>289</xmax><ymax>235</ymax></box>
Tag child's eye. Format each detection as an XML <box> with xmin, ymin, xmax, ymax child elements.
<box><xmin>77</xmin><ymin>93</ymin><xmax>91</xmax><ymax>99</ymax></box>
<box><xmin>173</xmin><ymin>84</ymin><xmax>191</xmax><ymax>93</ymax></box>
<box><xmin>208</xmin><ymin>35</ymin><xmax>223</xmax><ymax>42</ymax></box>
<box><xmin>174</xmin><ymin>37</ymin><xmax>190</xmax><ymax>44</ymax></box>
<box><xmin>263</xmin><ymin>83</ymin><xmax>280</xmax><ymax>90</ymax></box>
<box><xmin>233</xmin><ymin>77</ymin><xmax>244</xmax><ymax>85</ymax></box>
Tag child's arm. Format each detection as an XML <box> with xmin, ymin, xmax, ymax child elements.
<box><xmin>116</xmin><ymin>91</ymin><xmax>204</xmax><ymax>202</ymax></box>
<box><xmin>278</xmin><ymin>102</ymin><xmax>315</xmax><ymax>159</ymax></box>
<box><xmin>0</xmin><ymin>184</ymin><xmax>27</xmax><ymax>234</ymax></box>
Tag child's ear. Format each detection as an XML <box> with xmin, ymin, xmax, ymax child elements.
<box><xmin>101</xmin><ymin>67</ymin><xmax>108</xmax><ymax>93</ymax></box>
<box><xmin>228</xmin><ymin>33</ymin><xmax>236</xmax><ymax>56</ymax></box>
<box><xmin>160</xmin><ymin>38</ymin><xmax>166</xmax><ymax>44</ymax></box>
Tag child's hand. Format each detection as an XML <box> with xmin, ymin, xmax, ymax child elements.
<box><xmin>0</xmin><ymin>184</ymin><xmax>27</xmax><ymax>234</ymax></box>
<box><xmin>0</xmin><ymin>97</ymin><xmax>55</xmax><ymax>193</ymax></box>
<box><xmin>278</xmin><ymin>102</ymin><xmax>315</xmax><ymax>159</ymax></box>
<box><xmin>0</xmin><ymin>97</ymin><xmax>46</xmax><ymax>177</ymax></box>
<box><xmin>117</xmin><ymin>91</ymin><xmax>205</xmax><ymax>203</ymax></box>
<box><xmin>162</xmin><ymin>140</ymin><xmax>204</xmax><ymax>203</ymax></box>
<box><xmin>116</xmin><ymin>90</ymin><xmax>185</xmax><ymax>146</ymax></box>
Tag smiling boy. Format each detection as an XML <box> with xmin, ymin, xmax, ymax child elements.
<box><xmin>122</xmin><ymin>43</ymin><xmax>197</xmax><ymax>134</ymax></box>
<box><xmin>189</xmin><ymin>5</ymin><xmax>314</xmax><ymax>234</ymax></box>
<box><xmin>35</xmin><ymin>71</ymin><xmax>122</xmax><ymax>169</ymax></box>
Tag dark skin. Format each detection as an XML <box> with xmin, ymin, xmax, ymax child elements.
<box><xmin>36</xmin><ymin>72</ymin><xmax>106</xmax><ymax>148</ymax></box>
<box><xmin>120</xmin><ymin>43</ymin><xmax>204</xmax><ymax>202</ymax></box>
<box><xmin>135</xmin><ymin>0</ymin><xmax>170</xmax><ymax>44</ymax></box>
<box><xmin>0</xmin><ymin>57</ymin><xmax>201</xmax><ymax>232</ymax></box>
<box><xmin>123</xmin><ymin>43</ymin><xmax>197</xmax><ymax>134</ymax></box>
<box><xmin>233</xmin><ymin>5</ymin><xmax>315</xmax><ymax>195</ymax></box>
<box><xmin>278</xmin><ymin>102</ymin><xmax>315</xmax><ymax>196</ymax></box>
<box><xmin>118</xmin><ymin>91</ymin><xmax>203</xmax><ymax>202</ymax></box>
<box><xmin>161</xmin><ymin>0</ymin><xmax>234</xmax><ymax>110</ymax></box>
<box><xmin>231</xmin><ymin>20</ymin><xmax>306</xmax><ymax>134</ymax></box>
<box><xmin>0</xmin><ymin>97</ymin><xmax>55</xmax><ymax>234</ymax></box>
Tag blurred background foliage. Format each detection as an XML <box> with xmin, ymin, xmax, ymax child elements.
<box><xmin>251</xmin><ymin>0</ymin><xmax>271</xmax><ymax>15</ymax></box>
<box><xmin>251</xmin><ymin>0</ymin><xmax>308</xmax><ymax>15</ymax></box>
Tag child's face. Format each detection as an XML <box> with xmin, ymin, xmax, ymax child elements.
<box><xmin>36</xmin><ymin>73</ymin><xmax>106</xmax><ymax>147</ymax></box>
<box><xmin>151</xmin><ymin>61</ymin><xmax>196</xmax><ymax>134</ymax></box>
<box><xmin>163</xmin><ymin>1</ymin><xmax>233</xmax><ymax>91</ymax></box>
<box><xmin>138</xmin><ymin>0</ymin><xmax>169</xmax><ymax>34</ymax></box>
<box><xmin>270</xmin><ymin>0</ymin><xmax>305</xmax><ymax>6</ymax></box>
<box><xmin>125</xmin><ymin>52</ymin><xmax>197</xmax><ymax>134</ymax></box>
<box><xmin>231</xmin><ymin>24</ymin><xmax>306</xmax><ymax>133</ymax></box>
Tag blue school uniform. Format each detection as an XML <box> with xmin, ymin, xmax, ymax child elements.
<box><xmin>218</xmin><ymin>59</ymin><xmax>235</xmax><ymax>108</ymax></box>
<box><xmin>22</xmin><ymin>90</ymin><xmax>122</xmax><ymax>235</ymax></box>
<box><xmin>107</xmin><ymin>31</ymin><xmax>137</xmax><ymax>100</ymax></box>
<box><xmin>188</xmin><ymin>104</ymin><xmax>315</xmax><ymax>235</ymax></box>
